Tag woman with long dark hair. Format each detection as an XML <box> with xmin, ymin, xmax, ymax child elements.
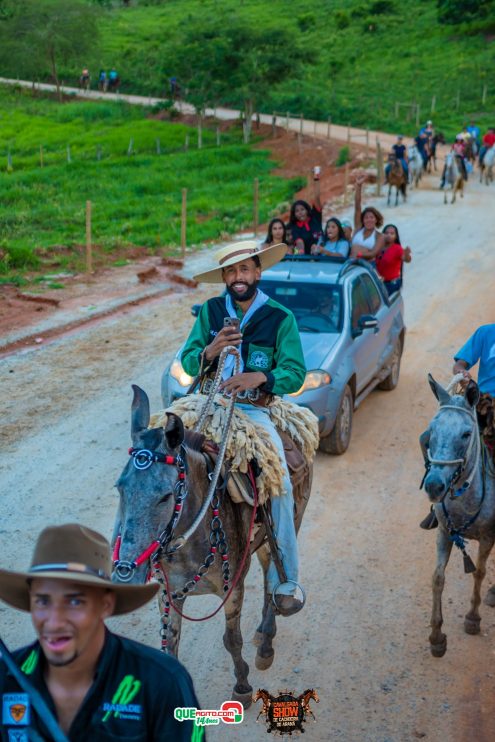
<box><xmin>315</xmin><ymin>217</ymin><xmax>350</xmax><ymax>258</ymax></box>
<box><xmin>288</xmin><ymin>176</ymin><xmax>323</xmax><ymax>255</ymax></box>
<box><xmin>375</xmin><ymin>223</ymin><xmax>412</xmax><ymax>295</ymax></box>
<box><xmin>261</xmin><ymin>218</ymin><xmax>287</xmax><ymax>250</ymax></box>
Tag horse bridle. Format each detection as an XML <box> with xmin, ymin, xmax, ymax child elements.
<box><xmin>112</xmin><ymin>446</ymin><xmax>188</xmax><ymax>582</ymax></box>
<box><xmin>421</xmin><ymin>403</ymin><xmax>480</xmax><ymax>500</ymax></box>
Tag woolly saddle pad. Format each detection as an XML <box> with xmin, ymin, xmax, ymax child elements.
<box><xmin>149</xmin><ymin>395</ymin><xmax>319</xmax><ymax>504</ymax></box>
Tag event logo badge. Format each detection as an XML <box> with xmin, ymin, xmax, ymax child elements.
<box><xmin>253</xmin><ymin>688</ymin><xmax>319</xmax><ymax>735</ymax></box>
<box><xmin>174</xmin><ymin>700</ymin><xmax>243</xmax><ymax>727</ymax></box>
<box><xmin>2</xmin><ymin>695</ymin><xmax>30</xmax><ymax>726</ymax></box>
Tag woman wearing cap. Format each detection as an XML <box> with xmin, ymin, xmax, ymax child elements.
<box><xmin>0</xmin><ymin>524</ymin><xmax>200</xmax><ymax>740</ymax></box>
<box><xmin>314</xmin><ymin>217</ymin><xmax>350</xmax><ymax>258</ymax></box>
<box><xmin>375</xmin><ymin>224</ymin><xmax>412</xmax><ymax>295</ymax></box>
<box><xmin>350</xmin><ymin>171</ymin><xmax>386</xmax><ymax>261</ymax></box>
<box><xmin>288</xmin><ymin>174</ymin><xmax>323</xmax><ymax>255</ymax></box>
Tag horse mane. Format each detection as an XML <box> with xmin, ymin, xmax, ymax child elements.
<box><xmin>183</xmin><ymin>429</ymin><xmax>206</xmax><ymax>453</ymax></box>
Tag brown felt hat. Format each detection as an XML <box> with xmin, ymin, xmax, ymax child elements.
<box><xmin>0</xmin><ymin>524</ymin><xmax>158</xmax><ymax>615</ymax></box>
<box><xmin>194</xmin><ymin>240</ymin><xmax>288</xmax><ymax>283</ymax></box>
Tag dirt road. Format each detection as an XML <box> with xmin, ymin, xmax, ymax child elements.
<box><xmin>2</xmin><ymin>173</ymin><xmax>495</xmax><ymax>741</ymax></box>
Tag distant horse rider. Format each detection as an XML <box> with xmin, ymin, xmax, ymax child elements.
<box><xmin>439</xmin><ymin>135</ymin><xmax>467</xmax><ymax>188</ymax></box>
<box><xmin>385</xmin><ymin>135</ymin><xmax>409</xmax><ymax>182</ymax></box>
<box><xmin>479</xmin><ymin>126</ymin><xmax>495</xmax><ymax>167</ymax></box>
<box><xmin>181</xmin><ymin>240</ymin><xmax>307</xmax><ymax>616</ymax></box>
<box><xmin>80</xmin><ymin>68</ymin><xmax>90</xmax><ymax>90</ymax></box>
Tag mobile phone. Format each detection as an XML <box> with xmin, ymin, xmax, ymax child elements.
<box><xmin>224</xmin><ymin>317</ymin><xmax>240</xmax><ymax>330</ymax></box>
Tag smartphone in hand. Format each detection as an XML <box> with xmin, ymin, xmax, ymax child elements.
<box><xmin>223</xmin><ymin>317</ymin><xmax>241</xmax><ymax>331</ymax></box>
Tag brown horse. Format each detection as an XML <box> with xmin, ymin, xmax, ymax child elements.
<box><xmin>299</xmin><ymin>688</ymin><xmax>320</xmax><ymax>720</ymax></box>
<box><xmin>253</xmin><ymin>689</ymin><xmax>272</xmax><ymax>720</ymax></box>
<box><xmin>112</xmin><ymin>386</ymin><xmax>313</xmax><ymax>708</ymax></box>
<box><xmin>386</xmin><ymin>155</ymin><xmax>407</xmax><ymax>206</ymax></box>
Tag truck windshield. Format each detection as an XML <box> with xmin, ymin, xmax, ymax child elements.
<box><xmin>260</xmin><ymin>281</ymin><xmax>342</xmax><ymax>334</ymax></box>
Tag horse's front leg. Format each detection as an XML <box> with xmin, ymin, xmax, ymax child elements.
<box><xmin>465</xmin><ymin>536</ymin><xmax>495</xmax><ymax>634</ymax></box>
<box><xmin>254</xmin><ymin>544</ymin><xmax>277</xmax><ymax>670</ymax></box>
<box><xmin>429</xmin><ymin>527</ymin><xmax>453</xmax><ymax>657</ymax></box>
<box><xmin>223</xmin><ymin>583</ymin><xmax>252</xmax><ymax>708</ymax></box>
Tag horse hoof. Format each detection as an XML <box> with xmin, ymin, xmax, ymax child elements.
<box><xmin>464</xmin><ymin>617</ymin><xmax>481</xmax><ymax>635</ymax></box>
<box><xmin>256</xmin><ymin>650</ymin><xmax>275</xmax><ymax>671</ymax></box>
<box><xmin>252</xmin><ymin>630</ymin><xmax>263</xmax><ymax>647</ymax></box>
<box><xmin>232</xmin><ymin>689</ymin><xmax>253</xmax><ymax>710</ymax></box>
<box><xmin>483</xmin><ymin>586</ymin><xmax>495</xmax><ymax>607</ymax></box>
<box><xmin>430</xmin><ymin>635</ymin><xmax>447</xmax><ymax>657</ymax></box>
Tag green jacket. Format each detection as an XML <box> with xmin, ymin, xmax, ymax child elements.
<box><xmin>181</xmin><ymin>294</ymin><xmax>306</xmax><ymax>396</ymax></box>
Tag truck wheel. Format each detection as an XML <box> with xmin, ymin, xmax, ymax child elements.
<box><xmin>319</xmin><ymin>385</ymin><xmax>353</xmax><ymax>455</ymax></box>
<box><xmin>378</xmin><ymin>339</ymin><xmax>402</xmax><ymax>391</ymax></box>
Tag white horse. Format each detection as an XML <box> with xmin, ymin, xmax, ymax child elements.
<box><xmin>407</xmin><ymin>145</ymin><xmax>423</xmax><ymax>188</ymax></box>
<box><xmin>443</xmin><ymin>153</ymin><xmax>464</xmax><ymax>204</ymax></box>
<box><xmin>480</xmin><ymin>145</ymin><xmax>495</xmax><ymax>186</ymax></box>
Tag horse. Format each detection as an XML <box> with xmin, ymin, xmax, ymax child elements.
<box><xmin>112</xmin><ymin>385</ymin><xmax>313</xmax><ymax>708</ymax></box>
<box><xmin>427</xmin><ymin>132</ymin><xmax>445</xmax><ymax>172</ymax></box>
<box><xmin>407</xmin><ymin>145</ymin><xmax>423</xmax><ymax>188</ymax></box>
<box><xmin>442</xmin><ymin>153</ymin><xmax>463</xmax><ymax>204</ymax></box>
<box><xmin>298</xmin><ymin>688</ymin><xmax>319</xmax><ymax>720</ymax></box>
<box><xmin>463</xmin><ymin>136</ymin><xmax>477</xmax><ymax>163</ymax></box>
<box><xmin>253</xmin><ymin>689</ymin><xmax>272</xmax><ymax>720</ymax></box>
<box><xmin>480</xmin><ymin>145</ymin><xmax>495</xmax><ymax>186</ymax></box>
<box><xmin>420</xmin><ymin>375</ymin><xmax>495</xmax><ymax>658</ymax></box>
<box><xmin>386</xmin><ymin>155</ymin><xmax>407</xmax><ymax>206</ymax></box>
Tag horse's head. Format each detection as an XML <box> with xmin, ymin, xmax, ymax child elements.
<box><xmin>113</xmin><ymin>385</ymin><xmax>187</xmax><ymax>584</ymax></box>
<box><xmin>422</xmin><ymin>374</ymin><xmax>480</xmax><ymax>502</ymax></box>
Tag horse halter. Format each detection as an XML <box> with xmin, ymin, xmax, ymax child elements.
<box><xmin>112</xmin><ymin>446</ymin><xmax>187</xmax><ymax>582</ymax></box>
<box><xmin>423</xmin><ymin>403</ymin><xmax>479</xmax><ymax>500</ymax></box>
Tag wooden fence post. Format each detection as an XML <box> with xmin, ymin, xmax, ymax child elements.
<box><xmin>66</xmin><ymin>145</ymin><xmax>71</xmax><ymax>164</ymax></box>
<box><xmin>272</xmin><ymin>112</ymin><xmax>276</xmax><ymax>138</ymax></box>
<box><xmin>343</xmin><ymin>162</ymin><xmax>349</xmax><ymax>207</ymax></box>
<box><xmin>415</xmin><ymin>104</ymin><xmax>420</xmax><ymax>127</ymax></box>
<box><xmin>253</xmin><ymin>178</ymin><xmax>259</xmax><ymax>236</ymax></box>
<box><xmin>127</xmin><ymin>137</ymin><xmax>134</xmax><ymax>156</ymax></box>
<box><xmin>394</xmin><ymin>101</ymin><xmax>399</xmax><ymax>118</ymax></box>
<box><xmin>7</xmin><ymin>148</ymin><xmax>12</xmax><ymax>172</ymax></box>
<box><xmin>455</xmin><ymin>90</ymin><xmax>460</xmax><ymax>110</ymax></box>
<box><xmin>185</xmin><ymin>134</ymin><xmax>189</xmax><ymax>151</ymax></box>
<box><xmin>482</xmin><ymin>84</ymin><xmax>487</xmax><ymax>105</ymax></box>
<box><xmin>365</xmin><ymin>127</ymin><xmax>369</xmax><ymax>160</ymax></box>
<box><xmin>216</xmin><ymin>127</ymin><xmax>221</xmax><ymax>146</ymax></box>
<box><xmin>431</xmin><ymin>95</ymin><xmax>436</xmax><ymax>114</ymax></box>
<box><xmin>376</xmin><ymin>139</ymin><xmax>383</xmax><ymax>197</ymax></box>
<box><xmin>85</xmin><ymin>200</ymin><xmax>93</xmax><ymax>275</ymax></box>
<box><xmin>197</xmin><ymin>117</ymin><xmax>202</xmax><ymax>149</ymax></box>
<box><xmin>313</xmin><ymin>119</ymin><xmax>317</xmax><ymax>136</ymax></box>
<box><xmin>156</xmin><ymin>138</ymin><xmax>161</xmax><ymax>155</ymax></box>
<box><xmin>285</xmin><ymin>112</ymin><xmax>289</xmax><ymax>133</ymax></box>
<box><xmin>181</xmin><ymin>188</ymin><xmax>187</xmax><ymax>260</ymax></box>
<box><xmin>298</xmin><ymin>133</ymin><xmax>302</xmax><ymax>154</ymax></box>
<box><xmin>299</xmin><ymin>113</ymin><xmax>303</xmax><ymax>135</ymax></box>
<box><xmin>40</xmin><ymin>145</ymin><xmax>44</xmax><ymax>168</ymax></box>
<box><xmin>347</xmin><ymin>124</ymin><xmax>351</xmax><ymax>144</ymax></box>
<box><xmin>327</xmin><ymin>116</ymin><xmax>331</xmax><ymax>139</ymax></box>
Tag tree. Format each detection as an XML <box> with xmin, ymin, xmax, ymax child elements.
<box><xmin>166</xmin><ymin>19</ymin><xmax>316</xmax><ymax>143</ymax></box>
<box><xmin>0</xmin><ymin>0</ymin><xmax>100</xmax><ymax>101</ymax></box>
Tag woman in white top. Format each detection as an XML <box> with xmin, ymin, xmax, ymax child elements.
<box><xmin>350</xmin><ymin>171</ymin><xmax>386</xmax><ymax>260</ymax></box>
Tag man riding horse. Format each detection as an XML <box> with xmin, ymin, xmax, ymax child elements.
<box><xmin>385</xmin><ymin>135</ymin><xmax>409</xmax><ymax>182</ymax></box>
<box><xmin>181</xmin><ymin>240</ymin><xmax>306</xmax><ymax>617</ymax></box>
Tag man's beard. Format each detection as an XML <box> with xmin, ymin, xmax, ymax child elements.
<box><xmin>226</xmin><ymin>280</ymin><xmax>258</xmax><ymax>302</ymax></box>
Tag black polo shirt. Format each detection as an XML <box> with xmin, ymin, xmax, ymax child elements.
<box><xmin>0</xmin><ymin>630</ymin><xmax>202</xmax><ymax>741</ymax></box>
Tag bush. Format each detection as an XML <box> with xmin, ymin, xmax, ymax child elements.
<box><xmin>1</xmin><ymin>244</ymin><xmax>40</xmax><ymax>271</ymax></box>
<box><xmin>336</xmin><ymin>146</ymin><xmax>350</xmax><ymax>166</ymax></box>
<box><xmin>334</xmin><ymin>10</ymin><xmax>350</xmax><ymax>29</ymax></box>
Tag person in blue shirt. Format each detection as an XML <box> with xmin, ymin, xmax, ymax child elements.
<box><xmin>466</xmin><ymin>120</ymin><xmax>481</xmax><ymax>148</ymax></box>
<box><xmin>420</xmin><ymin>324</ymin><xmax>495</xmax><ymax>529</ymax></box>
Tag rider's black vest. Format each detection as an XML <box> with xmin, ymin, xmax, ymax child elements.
<box><xmin>204</xmin><ymin>296</ymin><xmax>288</xmax><ymax>390</ymax></box>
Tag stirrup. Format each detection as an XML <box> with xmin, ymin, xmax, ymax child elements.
<box><xmin>271</xmin><ymin>580</ymin><xmax>306</xmax><ymax>614</ymax></box>
<box><xmin>420</xmin><ymin>507</ymin><xmax>438</xmax><ymax>530</ymax></box>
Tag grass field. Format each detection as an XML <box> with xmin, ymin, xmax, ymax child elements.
<box><xmin>46</xmin><ymin>0</ymin><xmax>495</xmax><ymax>140</ymax></box>
<box><xmin>0</xmin><ymin>86</ymin><xmax>303</xmax><ymax>283</ymax></box>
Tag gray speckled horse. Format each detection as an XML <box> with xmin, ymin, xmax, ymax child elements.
<box><xmin>421</xmin><ymin>375</ymin><xmax>495</xmax><ymax>657</ymax></box>
<box><xmin>112</xmin><ymin>385</ymin><xmax>312</xmax><ymax>707</ymax></box>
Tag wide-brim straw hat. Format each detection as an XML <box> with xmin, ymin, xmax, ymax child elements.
<box><xmin>0</xmin><ymin>524</ymin><xmax>158</xmax><ymax>616</ymax></box>
<box><xmin>194</xmin><ymin>240</ymin><xmax>288</xmax><ymax>283</ymax></box>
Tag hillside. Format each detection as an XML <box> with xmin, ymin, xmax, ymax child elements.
<box><xmin>60</xmin><ymin>0</ymin><xmax>495</xmax><ymax>137</ymax></box>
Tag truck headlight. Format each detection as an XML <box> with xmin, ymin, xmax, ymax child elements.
<box><xmin>288</xmin><ymin>370</ymin><xmax>331</xmax><ymax>397</ymax></box>
<box><xmin>169</xmin><ymin>359</ymin><xmax>194</xmax><ymax>388</ymax></box>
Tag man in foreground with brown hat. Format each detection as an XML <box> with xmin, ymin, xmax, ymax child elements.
<box><xmin>181</xmin><ymin>240</ymin><xmax>306</xmax><ymax>617</ymax></box>
<box><xmin>0</xmin><ymin>523</ymin><xmax>200</xmax><ymax>741</ymax></box>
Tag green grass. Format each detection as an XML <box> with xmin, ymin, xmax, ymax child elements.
<box><xmin>0</xmin><ymin>86</ymin><xmax>300</xmax><ymax>281</ymax></box>
<box><xmin>41</xmin><ymin>0</ymin><xmax>495</xmax><ymax>140</ymax></box>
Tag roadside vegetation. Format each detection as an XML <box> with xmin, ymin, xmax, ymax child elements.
<box><xmin>0</xmin><ymin>86</ymin><xmax>303</xmax><ymax>284</ymax></box>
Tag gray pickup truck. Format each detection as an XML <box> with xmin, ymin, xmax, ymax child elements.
<box><xmin>161</xmin><ymin>256</ymin><xmax>405</xmax><ymax>455</ymax></box>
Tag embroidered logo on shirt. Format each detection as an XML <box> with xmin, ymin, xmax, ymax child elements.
<box><xmin>247</xmin><ymin>344</ymin><xmax>273</xmax><ymax>371</ymax></box>
<box><xmin>102</xmin><ymin>675</ymin><xmax>142</xmax><ymax>722</ymax></box>
<box><xmin>2</xmin><ymin>694</ymin><xmax>30</xmax><ymax>726</ymax></box>
<box><xmin>8</xmin><ymin>730</ymin><xmax>28</xmax><ymax>742</ymax></box>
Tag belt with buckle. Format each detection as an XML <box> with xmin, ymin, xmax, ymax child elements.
<box><xmin>200</xmin><ymin>379</ymin><xmax>272</xmax><ymax>407</ymax></box>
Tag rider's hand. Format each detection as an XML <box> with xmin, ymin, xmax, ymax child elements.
<box><xmin>204</xmin><ymin>327</ymin><xmax>242</xmax><ymax>362</ymax></box>
<box><xmin>219</xmin><ymin>372</ymin><xmax>267</xmax><ymax>395</ymax></box>
<box><xmin>310</xmin><ymin>244</ymin><xmax>320</xmax><ymax>255</ymax></box>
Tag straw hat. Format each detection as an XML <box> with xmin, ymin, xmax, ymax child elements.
<box><xmin>194</xmin><ymin>240</ymin><xmax>288</xmax><ymax>283</ymax></box>
<box><xmin>0</xmin><ymin>524</ymin><xmax>158</xmax><ymax>615</ymax></box>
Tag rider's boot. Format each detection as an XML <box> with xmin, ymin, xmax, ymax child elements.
<box><xmin>419</xmin><ymin>505</ymin><xmax>438</xmax><ymax>530</ymax></box>
<box><xmin>273</xmin><ymin>593</ymin><xmax>303</xmax><ymax>616</ymax></box>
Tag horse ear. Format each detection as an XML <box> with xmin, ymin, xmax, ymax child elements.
<box><xmin>428</xmin><ymin>373</ymin><xmax>450</xmax><ymax>406</ymax></box>
<box><xmin>465</xmin><ymin>380</ymin><xmax>480</xmax><ymax>409</ymax></box>
<box><xmin>164</xmin><ymin>413</ymin><xmax>184</xmax><ymax>450</ymax></box>
<box><xmin>131</xmin><ymin>385</ymin><xmax>150</xmax><ymax>441</ymax></box>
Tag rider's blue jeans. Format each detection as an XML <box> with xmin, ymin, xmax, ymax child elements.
<box><xmin>236</xmin><ymin>403</ymin><xmax>299</xmax><ymax>596</ymax></box>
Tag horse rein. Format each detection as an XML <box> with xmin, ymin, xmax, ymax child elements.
<box><xmin>423</xmin><ymin>403</ymin><xmax>480</xmax><ymax>501</ymax></box>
